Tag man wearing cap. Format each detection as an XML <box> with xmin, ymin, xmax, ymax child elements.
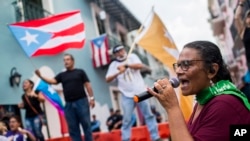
<box><xmin>105</xmin><ymin>45</ymin><xmax>161</xmax><ymax>141</ymax></box>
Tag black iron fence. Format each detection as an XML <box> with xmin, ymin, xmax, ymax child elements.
<box><xmin>12</xmin><ymin>0</ymin><xmax>51</xmax><ymax>22</ymax></box>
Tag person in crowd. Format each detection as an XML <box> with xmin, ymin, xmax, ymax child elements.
<box><xmin>112</xmin><ymin>109</ymin><xmax>123</xmax><ymax>130</ymax></box>
<box><xmin>35</xmin><ymin>53</ymin><xmax>95</xmax><ymax>141</ymax></box>
<box><xmin>106</xmin><ymin>108</ymin><xmax>117</xmax><ymax>132</ymax></box>
<box><xmin>147</xmin><ymin>41</ymin><xmax>250</xmax><ymax>141</ymax></box>
<box><xmin>18</xmin><ymin>79</ymin><xmax>45</xmax><ymax>141</ymax></box>
<box><xmin>105</xmin><ymin>45</ymin><xmax>161</xmax><ymax>141</ymax></box>
<box><xmin>91</xmin><ymin>114</ymin><xmax>101</xmax><ymax>133</ymax></box>
<box><xmin>150</xmin><ymin>105</ymin><xmax>162</xmax><ymax>123</ymax></box>
<box><xmin>5</xmin><ymin>115</ymin><xmax>36</xmax><ymax>141</ymax></box>
<box><xmin>106</xmin><ymin>108</ymin><xmax>123</xmax><ymax>131</ymax></box>
<box><xmin>1</xmin><ymin>117</ymin><xmax>10</xmax><ymax>131</ymax></box>
<box><xmin>234</xmin><ymin>0</ymin><xmax>250</xmax><ymax>100</ymax></box>
<box><xmin>0</xmin><ymin>121</ymin><xmax>8</xmax><ymax>141</ymax></box>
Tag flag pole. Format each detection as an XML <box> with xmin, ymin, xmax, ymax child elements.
<box><xmin>29</xmin><ymin>58</ymin><xmax>38</xmax><ymax>69</ymax></box>
<box><xmin>42</xmin><ymin>102</ymin><xmax>51</xmax><ymax>139</ymax></box>
<box><xmin>125</xmin><ymin>6</ymin><xmax>155</xmax><ymax>61</ymax></box>
<box><xmin>122</xmin><ymin>7</ymin><xmax>154</xmax><ymax>82</ymax></box>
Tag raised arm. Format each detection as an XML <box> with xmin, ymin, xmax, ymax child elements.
<box><xmin>106</xmin><ymin>62</ymin><xmax>125</xmax><ymax>83</ymax></box>
<box><xmin>106</xmin><ymin>71</ymin><xmax>123</xmax><ymax>83</ymax></box>
<box><xmin>18</xmin><ymin>128</ymin><xmax>36</xmax><ymax>141</ymax></box>
<box><xmin>147</xmin><ymin>78</ymin><xmax>194</xmax><ymax>141</ymax></box>
<box><xmin>124</xmin><ymin>63</ymin><xmax>144</xmax><ymax>70</ymax></box>
<box><xmin>106</xmin><ymin>64</ymin><xmax>143</xmax><ymax>83</ymax></box>
<box><xmin>35</xmin><ymin>69</ymin><xmax>58</xmax><ymax>84</ymax></box>
<box><xmin>127</xmin><ymin>53</ymin><xmax>145</xmax><ymax>70</ymax></box>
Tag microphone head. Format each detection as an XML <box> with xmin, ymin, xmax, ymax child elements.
<box><xmin>170</xmin><ymin>78</ymin><xmax>180</xmax><ymax>88</ymax></box>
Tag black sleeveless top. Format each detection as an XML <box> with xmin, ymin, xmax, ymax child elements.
<box><xmin>22</xmin><ymin>91</ymin><xmax>43</xmax><ymax>118</ymax></box>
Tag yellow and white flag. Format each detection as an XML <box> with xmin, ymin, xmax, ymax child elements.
<box><xmin>135</xmin><ymin>11</ymin><xmax>193</xmax><ymax>120</ymax></box>
<box><xmin>135</xmin><ymin>11</ymin><xmax>179</xmax><ymax>70</ymax></box>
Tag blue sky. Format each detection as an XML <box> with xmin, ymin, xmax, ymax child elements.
<box><xmin>120</xmin><ymin>0</ymin><xmax>216</xmax><ymax>51</ymax></box>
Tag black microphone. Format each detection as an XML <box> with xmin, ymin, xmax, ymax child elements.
<box><xmin>133</xmin><ymin>78</ymin><xmax>180</xmax><ymax>103</ymax></box>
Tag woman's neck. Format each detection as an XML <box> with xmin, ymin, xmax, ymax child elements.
<box><xmin>25</xmin><ymin>89</ymin><xmax>32</xmax><ymax>94</ymax></box>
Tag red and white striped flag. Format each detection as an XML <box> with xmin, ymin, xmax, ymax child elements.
<box><xmin>90</xmin><ymin>34</ymin><xmax>110</xmax><ymax>68</ymax></box>
<box><xmin>8</xmin><ymin>10</ymin><xmax>85</xmax><ymax>57</ymax></box>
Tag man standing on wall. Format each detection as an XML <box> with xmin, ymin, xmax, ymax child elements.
<box><xmin>35</xmin><ymin>53</ymin><xmax>95</xmax><ymax>141</ymax></box>
<box><xmin>105</xmin><ymin>45</ymin><xmax>161</xmax><ymax>141</ymax></box>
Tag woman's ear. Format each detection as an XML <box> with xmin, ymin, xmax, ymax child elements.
<box><xmin>208</xmin><ymin>63</ymin><xmax>219</xmax><ymax>79</ymax></box>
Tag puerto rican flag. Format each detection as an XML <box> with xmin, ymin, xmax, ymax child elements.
<box><xmin>8</xmin><ymin>10</ymin><xmax>85</xmax><ymax>57</ymax></box>
<box><xmin>34</xmin><ymin>79</ymin><xmax>68</xmax><ymax>134</ymax></box>
<box><xmin>91</xmin><ymin>34</ymin><xmax>110</xmax><ymax>68</ymax></box>
<box><xmin>34</xmin><ymin>79</ymin><xmax>64</xmax><ymax>112</ymax></box>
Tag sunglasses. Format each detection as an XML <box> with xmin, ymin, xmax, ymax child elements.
<box><xmin>173</xmin><ymin>60</ymin><xmax>204</xmax><ymax>71</ymax></box>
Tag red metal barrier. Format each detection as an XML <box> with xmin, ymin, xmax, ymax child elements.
<box><xmin>158</xmin><ymin>122</ymin><xmax>170</xmax><ymax>138</ymax></box>
<box><xmin>47</xmin><ymin>122</ymin><xmax>170</xmax><ymax>141</ymax></box>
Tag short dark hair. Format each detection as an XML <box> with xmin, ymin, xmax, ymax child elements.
<box><xmin>9</xmin><ymin>115</ymin><xmax>23</xmax><ymax>128</ymax></box>
<box><xmin>183</xmin><ymin>41</ymin><xmax>232</xmax><ymax>82</ymax></box>
<box><xmin>109</xmin><ymin>108</ymin><xmax>114</xmax><ymax>112</ymax></box>
<box><xmin>9</xmin><ymin>115</ymin><xmax>21</xmax><ymax>123</ymax></box>
<box><xmin>64</xmin><ymin>53</ymin><xmax>74</xmax><ymax>61</ymax></box>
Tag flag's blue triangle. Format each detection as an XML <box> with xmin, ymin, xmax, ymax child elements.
<box><xmin>92</xmin><ymin>34</ymin><xmax>106</xmax><ymax>48</ymax></box>
<box><xmin>35</xmin><ymin>79</ymin><xmax>64</xmax><ymax>110</ymax></box>
<box><xmin>8</xmin><ymin>25</ymin><xmax>53</xmax><ymax>57</ymax></box>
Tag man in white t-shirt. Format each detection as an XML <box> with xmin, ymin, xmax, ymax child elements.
<box><xmin>105</xmin><ymin>45</ymin><xmax>161</xmax><ymax>141</ymax></box>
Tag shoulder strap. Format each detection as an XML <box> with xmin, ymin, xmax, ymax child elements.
<box><xmin>24</xmin><ymin>95</ymin><xmax>39</xmax><ymax>114</ymax></box>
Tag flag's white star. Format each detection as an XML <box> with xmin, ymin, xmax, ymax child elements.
<box><xmin>20</xmin><ymin>30</ymin><xmax>39</xmax><ymax>46</ymax></box>
<box><xmin>48</xmin><ymin>87</ymin><xmax>55</xmax><ymax>94</ymax></box>
<box><xmin>97</xmin><ymin>40</ymin><xmax>102</xmax><ymax>46</ymax></box>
